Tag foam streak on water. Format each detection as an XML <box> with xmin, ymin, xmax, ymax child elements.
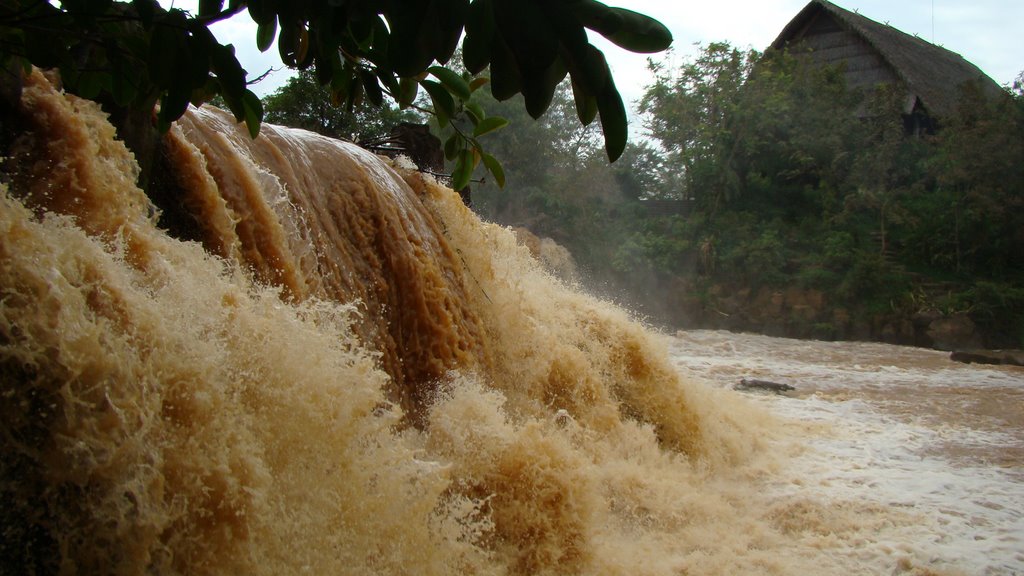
<box><xmin>670</xmin><ymin>330</ymin><xmax>1024</xmax><ymax>575</ymax></box>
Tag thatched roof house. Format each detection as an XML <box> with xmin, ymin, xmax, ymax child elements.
<box><xmin>770</xmin><ymin>0</ymin><xmax>1004</xmax><ymax>121</ymax></box>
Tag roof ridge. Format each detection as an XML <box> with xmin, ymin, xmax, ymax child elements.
<box><xmin>770</xmin><ymin>0</ymin><xmax>1003</xmax><ymax>117</ymax></box>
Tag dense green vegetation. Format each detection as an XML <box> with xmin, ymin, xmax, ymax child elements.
<box><xmin>262</xmin><ymin>69</ymin><xmax>420</xmax><ymax>142</ymax></box>
<box><xmin>0</xmin><ymin>0</ymin><xmax>672</xmax><ymax>189</ymax></box>
<box><xmin>466</xmin><ymin>43</ymin><xmax>1024</xmax><ymax>347</ymax></box>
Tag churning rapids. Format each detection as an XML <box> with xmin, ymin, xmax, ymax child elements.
<box><xmin>1</xmin><ymin>70</ymin><xmax>1020</xmax><ymax>575</ymax></box>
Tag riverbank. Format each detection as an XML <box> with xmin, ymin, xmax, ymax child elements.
<box><xmin>654</xmin><ymin>280</ymin><xmax>1022</xmax><ymax>352</ymax></box>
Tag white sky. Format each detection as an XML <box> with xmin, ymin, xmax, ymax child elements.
<box><xmin>191</xmin><ymin>0</ymin><xmax>1022</xmax><ymax>110</ymax></box>
<box><xmin>597</xmin><ymin>0</ymin><xmax>1022</xmax><ymax>108</ymax></box>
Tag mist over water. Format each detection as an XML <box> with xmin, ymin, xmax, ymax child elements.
<box><xmin>1</xmin><ymin>70</ymin><xmax>1020</xmax><ymax>575</ymax></box>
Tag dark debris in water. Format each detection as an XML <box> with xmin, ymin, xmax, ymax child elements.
<box><xmin>734</xmin><ymin>378</ymin><xmax>796</xmax><ymax>394</ymax></box>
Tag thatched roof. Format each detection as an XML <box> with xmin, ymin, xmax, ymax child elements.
<box><xmin>771</xmin><ymin>0</ymin><xmax>1004</xmax><ymax>117</ymax></box>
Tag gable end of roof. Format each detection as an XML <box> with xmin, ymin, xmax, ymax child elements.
<box><xmin>770</xmin><ymin>0</ymin><xmax>1004</xmax><ymax>117</ymax></box>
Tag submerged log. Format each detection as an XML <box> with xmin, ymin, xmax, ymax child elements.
<box><xmin>734</xmin><ymin>378</ymin><xmax>796</xmax><ymax>394</ymax></box>
<box><xmin>950</xmin><ymin>350</ymin><xmax>1024</xmax><ymax>367</ymax></box>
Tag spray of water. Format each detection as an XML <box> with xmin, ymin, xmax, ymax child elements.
<box><xmin>1</xmin><ymin>69</ymin><xmax>993</xmax><ymax>575</ymax></box>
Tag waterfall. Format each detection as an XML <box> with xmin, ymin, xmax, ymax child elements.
<box><xmin>0</xmin><ymin>69</ymin><xmax>875</xmax><ymax>575</ymax></box>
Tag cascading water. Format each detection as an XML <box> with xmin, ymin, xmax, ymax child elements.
<box><xmin>165</xmin><ymin>105</ymin><xmax>492</xmax><ymax>422</ymax></box>
<box><xmin>1</xmin><ymin>70</ymin><xmax>1019</xmax><ymax>575</ymax></box>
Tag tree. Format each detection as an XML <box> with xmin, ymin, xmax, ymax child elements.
<box><xmin>262</xmin><ymin>69</ymin><xmax>419</xmax><ymax>142</ymax></box>
<box><xmin>925</xmin><ymin>79</ymin><xmax>1024</xmax><ymax>277</ymax></box>
<box><xmin>845</xmin><ymin>84</ymin><xmax>918</xmax><ymax>257</ymax></box>
<box><xmin>730</xmin><ymin>48</ymin><xmax>863</xmax><ymax>217</ymax></box>
<box><xmin>639</xmin><ymin>43</ymin><xmax>756</xmax><ymax>210</ymax></box>
<box><xmin>0</xmin><ymin>0</ymin><xmax>673</xmax><ymax>187</ymax></box>
<box><xmin>465</xmin><ymin>78</ymin><xmax>596</xmax><ymax>224</ymax></box>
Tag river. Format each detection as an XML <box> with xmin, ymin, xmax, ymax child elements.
<box><xmin>669</xmin><ymin>330</ymin><xmax>1024</xmax><ymax>575</ymax></box>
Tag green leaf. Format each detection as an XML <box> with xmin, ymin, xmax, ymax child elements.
<box><xmin>386</xmin><ymin>4</ymin><xmax>438</xmax><ymax>77</ymax></box>
<box><xmin>427</xmin><ymin>65</ymin><xmax>471</xmax><ymax>101</ymax></box>
<box><xmin>198</xmin><ymin>0</ymin><xmax>223</xmax><ymax>17</ymax></box>
<box><xmin>398</xmin><ymin>76</ymin><xmax>419</xmax><ymax>109</ymax></box>
<box><xmin>346</xmin><ymin>16</ymin><xmax>375</xmax><ymax>52</ymax></box>
<box><xmin>565</xmin><ymin>43</ymin><xmax>611</xmax><ymax>127</ymax></box>
<box><xmin>157</xmin><ymin>84</ymin><xmax>191</xmax><ymax>132</ymax></box>
<box><xmin>295</xmin><ymin>27</ymin><xmax>311</xmax><ymax>66</ymax></box>
<box><xmin>377</xmin><ymin>70</ymin><xmax>400</xmax><ymax>95</ymax></box>
<box><xmin>210</xmin><ymin>43</ymin><xmax>247</xmax><ymax>98</ymax></box>
<box><xmin>149</xmin><ymin>14</ymin><xmax>187</xmax><ymax>87</ymax></box>
<box><xmin>590</xmin><ymin>8</ymin><xmax>673</xmax><ymax>54</ymax></box>
<box><xmin>330</xmin><ymin>61</ymin><xmax>357</xmax><ymax>107</ymax></box>
<box><xmin>421</xmin><ymin>79</ymin><xmax>455</xmax><ymax>128</ymax></box>
<box><xmin>185</xmin><ymin>26</ymin><xmax>214</xmax><ymax>87</ymax></box>
<box><xmin>472</xmin><ymin>115</ymin><xmax>508</xmax><ymax>138</ymax></box>
<box><xmin>72</xmin><ymin>69</ymin><xmax>110</xmax><ymax>100</ymax></box>
<box><xmin>570</xmin><ymin>76</ymin><xmax>599</xmax><ymax>125</ymax></box>
<box><xmin>316</xmin><ymin>40</ymin><xmax>342</xmax><ymax>85</ymax></box>
<box><xmin>481</xmin><ymin>152</ymin><xmax>505</xmax><ymax>188</ymax></box>
<box><xmin>246</xmin><ymin>0</ymin><xmax>270</xmax><ymax>25</ymax></box>
<box><xmin>278</xmin><ymin>24</ymin><xmax>302</xmax><ymax>67</ymax></box>
<box><xmin>489</xmin><ymin>35</ymin><xmax>521</xmax><ymax>101</ymax></box>
<box><xmin>464</xmin><ymin>101</ymin><xmax>485</xmax><ymax>125</ymax></box>
<box><xmin>443</xmin><ymin>133</ymin><xmax>461</xmax><ymax>160</ymax></box>
<box><xmin>359</xmin><ymin>69</ymin><xmax>384</xmax><ymax>107</ymax></box>
<box><xmin>596</xmin><ymin>76</ymin><xmax>627</xmax><ymax>162</ymax></box>
<box><xmin>462</xmin><ymin>0</ymin><xmax>494</xmax><ymax>74</ymax></box>
<box><xmin>366</xmin><ymin>16</ymin><xmax>391</xmax><ymax>60</ymax></box>
<box><xmin>241</xmin><ymin>89</ymin><xmax>262</xmax><ymax>138</ymax></box>
<box><xmin>435</xmin><ymin>0</ymin><xmax>470</xmax><ymax>64</ymax></box>
<box><xmin>451</xmin><ymin>148</ymin><xmax>475</xmax><ymax>191</ymax></box>
<box><xmin>521</xmin><ymin>58</ymin><xmax>567</xmax><ymax>118</ymax></box>
<box><xmin>256</xmin><ymin>17</ymin><xmax>277</xmax><ymax>53</ymax></box>
<box><xmin>345</xmin><ymin>78</ymin><xmax>364</xmax><ymax>111</ymax></box>
<box><xmin>494</xmin><ymin>0</ymin><xmax>558</xmax><ymax>74</ymax></box>
<box><xmin>190</xmin><ymin>78</ymin><xmax>221</xmax><ymax>107</ymax></box>
<box><xmin>568</xmin><ymin>1</ymin><xmax>672</xmax><ymax>53</ymax></box>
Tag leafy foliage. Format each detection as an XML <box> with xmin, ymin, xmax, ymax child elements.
<box><xmin>0</xmin><ymin>0</ymin><xmax>262</xmax><ymax>133</ymax></box>
<box><xmin>634</xmin><ymin>45</ymin><xmax>1023</xmax><ymax>343</ymax></box>
<box><xmin>0</xmin><ymin>0</ymin><xmax>673</xmax><ymax>184</ymax></box>
<box><xmin>262</xmin><ymin>69</ymin><xmax>419</xmax><ymax>141</ymax></box>
<box><xmin>639</xmin><ymin>43</ymin><xmax>756</xmax><ymax>209</ymax></box>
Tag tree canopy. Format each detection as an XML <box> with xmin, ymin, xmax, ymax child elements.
<box><xmin>262</xmin><ymin>68</ymin><xmax>420</xmax><ymax>142</ymax></box>
<box><xmin>469</xmin><ymin>41</ymin><xmax>1023</xmax><ymax>346</ymax></box>
<box><xmin>0</xmin><ymin>0</ymin><xmax>673</xmax><ymax>186</ymax></box>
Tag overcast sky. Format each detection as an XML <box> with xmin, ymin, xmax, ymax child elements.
<box><xmin>598</xmin><ymin>0</ymin><xmax>1022</xmax><ymax>108</ymax></box>
<box><xmin>195</xmin><ymin>0</ymin><xmax>1022</xmax><ymax>110</ymax></box>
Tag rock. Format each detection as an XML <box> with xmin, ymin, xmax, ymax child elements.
<box><xmin>735</xmin><ymin>378</ymin><xmax>796</xmax><ymax>394</ymax></box>
<box><xmin>761</xmin><ymin>320</ymin><xmax>787</xmax><ymax>337</ymax></box>
<box><xmin>790</xmin><ymin>304</ymin><xmax>817</xmax><ymax>323</ymax></box>
<box><xmin>880</xmin><ymin>319</ymin><xmax>915</xmax><ymax>344</ymax></box>
<box><xmin>389</xmin><ymin>122</ymin><xmax>444</xmax><ymax>173</ymax></box>
<box><xmin>912</xmin><ymin>309</ymin><xmax>943</xmax><ymax>328</ymax></box>
<box><xmin>926</xmin><ymin>313</ymin><xmax>983</xmax><ymax>351</ymax></box>
<box><xmin>950</xmin><ymin>350</ymin><xmax>1024</xmax><ymax>367</ymax></box>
